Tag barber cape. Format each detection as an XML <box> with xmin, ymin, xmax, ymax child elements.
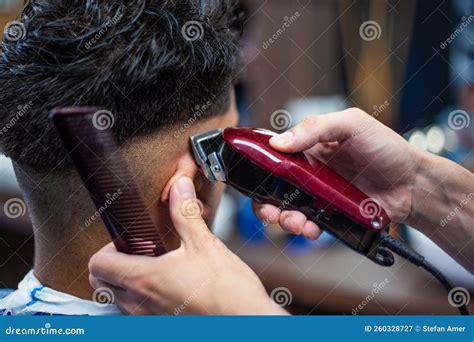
<box><xmin>0</xmin><ymin>270</ymin><xmax>122</xmax><ymax>315</ymax></box>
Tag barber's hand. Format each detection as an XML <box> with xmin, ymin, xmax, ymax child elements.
<box><xmin>254</xmin><ymin>108</ymin><xmax>423</xmax><ymax>238</ymax></box>
<box><xmin>89</xmin><ymin>177</ymin><xmax>287</xmax><ymax>315</ymax></box>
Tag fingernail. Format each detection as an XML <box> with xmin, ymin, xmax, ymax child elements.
<box><xmin>271</xmin><ymin>131</ymin><xmax>293</xmax><ymax>146</ymax></box>
<box><xmin>174</xmin><ymin>177</ymin><xmax>195</xmax><ymax>198</ymax></box>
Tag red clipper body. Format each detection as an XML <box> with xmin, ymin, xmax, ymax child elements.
<box><xmin>191</xmin><ymin>127</ymin><xmax>395</xmax><ymax>266</ymax></box>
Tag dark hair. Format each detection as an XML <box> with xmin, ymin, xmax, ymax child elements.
<box><xmin>0</xmin><ymin>0</ymin><xmax>244</xmax><ymax>169</ymax></box>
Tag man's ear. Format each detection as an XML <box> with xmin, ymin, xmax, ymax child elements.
<box><xmin>160</xmin><ymin>152</ymin><xmax>199</xmax><ymax>203</ymax></box>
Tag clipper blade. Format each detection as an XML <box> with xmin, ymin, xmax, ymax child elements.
<box><xmin>190</xmin><ymin>129</ymin><xmax>226</xmax><ymax>183</ymax></box>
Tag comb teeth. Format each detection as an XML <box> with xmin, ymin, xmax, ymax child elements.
<box><xmin>50</xmin><ymin>107</ymin><xmax>166</xmax><ymax>257</ymax></box>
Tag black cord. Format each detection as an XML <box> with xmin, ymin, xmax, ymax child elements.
<box><xmin>421</xmin><ymin>259</ymin><xmax>469</xmax><ymax>316</ymax></box>
<box><xmin>381</xmin><ymin>232</ymin><xmax>470</xmax><ymax>315</ymax></box>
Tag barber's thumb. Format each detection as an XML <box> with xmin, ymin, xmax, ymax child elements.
<box><xmin>169</xmin><ymin>176</ymin><xmax>210</xmax><ymax>246</ymax></box>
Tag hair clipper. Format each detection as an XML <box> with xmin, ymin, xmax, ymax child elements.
<box><xmin>191</xmin><ymin>127</ymin><xmax>395</xmax><ymax>266</ymax></box>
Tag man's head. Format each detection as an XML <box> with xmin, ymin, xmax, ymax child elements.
<box><xmin>0</xmin><ymin>0</ymin><xmax>243</xmax><ymax>297</ymax></box>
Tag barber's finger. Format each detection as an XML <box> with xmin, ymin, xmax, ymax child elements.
<box><xmin>89</xmin><ymin>243</ymin><xmax>152</xmax><ymax>288</ymax></box>
<box><xmin>270</xmin><ymin>110</ymin><xmax>364</xmax><ymax>153</ymax></box>
<box><xmin>252</xmin><ymin>202</ymin><xmax>280</xmax><ymax>225</ymax></box>
<box><xmin>90</xmin><ymin>272</ymin><xmax>162</xmax><ymax>315</ymax></box>
<box><xmin>117</xmin><ymin>300</ymin><xmax>148</xmax><ymax>316</ymax></box>
<box><xmin>89</xmin><ymin>275</ymin><xmax>126</xmax><ymax>299</ymax></box>
<box><xmin>311</xmin><ymin>142</ymin><xmax>340</xmax><ymax>159</ymax></box>
<box><xmin>95</xmin><ymin>241</ymin><xmax>117</xmax><ymax>254</ymax></box>
<box><xmin>169</xmin><ymin>176</ymin><xmax>213</xmax><ymax>248</ymax></box>
<box><xmin>113</xmin><ymin>294</ymin><xmax>159</xmax><ymax>316</ymax></box>
<box><xmin>90</xmin><ymin>283</ymin><xmax>147</xmax><ymax>315</ymax></box>
<box><xmin>279</xmin><ymin>211</ymin><xmax>307</xmax><ymax>235</ymax></box>
<box><xmin>302</xmin><ymin>220</ymin><xmax>322</xmax><ymax>240</ymax></box>
<box><xmin>279</xmin><ymin>211</ymin><xmax>322</xmax><ymax>240</ymax></box>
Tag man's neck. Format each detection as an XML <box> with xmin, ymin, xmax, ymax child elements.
<box><xmin>32</xmin><ymin>215</ymin><xmax>180</xmax><ymax>300</ymax></box>
<box><xmin>34</xmin><ymin>227</ymin><xmax>111</xmax><ymax>301</ymax></box>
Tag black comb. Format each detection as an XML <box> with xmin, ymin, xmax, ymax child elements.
<box><xmin>50</xmin><ymin>107</ymin><xmax>166</xmax><ymax>257</ymax></box>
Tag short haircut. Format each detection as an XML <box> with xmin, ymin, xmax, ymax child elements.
<box><xmin>0</xmin><ymin>0</ymin><xmax>244</xmax><ymax>169</ymax></box>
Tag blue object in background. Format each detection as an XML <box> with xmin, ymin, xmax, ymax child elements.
<box><xmin>284</xmin><ymin>233</ymin><xmax>315</xmax><ymax>256</ymax></box>
<box><xmin>285</xmin><ymin>233</ymin><xmax>309</xmax><ymax>251</ymax></box>
<box><xmin>236</xmin><ymin>197</ymin><xmax>265</xmax><ymax>243</ymax></box>
<box><xmin>285</xmin><ymin>231</ymin><xmax>337</xmax><ymax>256</ymax></box>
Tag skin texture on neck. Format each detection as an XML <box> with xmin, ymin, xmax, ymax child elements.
<box><xmin>34</xmin><ymin>221</ymin><xmax>111</xmax><ymax>300</ymax></box>
<box><xmin>14</xmin><ymin>164</ymin><xmax>114</xmax><ymax>300</ymax></box>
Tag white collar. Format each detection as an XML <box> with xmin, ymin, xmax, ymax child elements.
<box><xmin>0</xmin><ymin>270</ymin><xmax>122</xmax><ymax>315</ymax></box>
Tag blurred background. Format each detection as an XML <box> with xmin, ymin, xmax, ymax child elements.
<box><xmin>1</xmin><ymin>0</ymin><xmax>473</xmax><ymax>314</ymax></box>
